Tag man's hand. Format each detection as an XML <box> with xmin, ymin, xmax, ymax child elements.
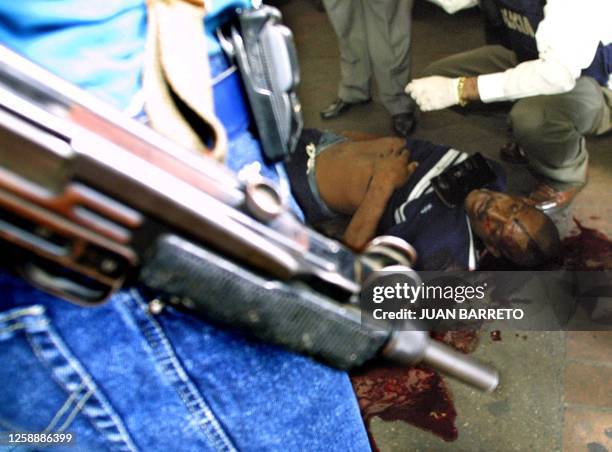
<box><xmin>405</xmin><ymin>76</ymin><xmax>461</xmax><ymax>111</ymax></box>
<box><xmin>372</xmin><ymin>146</ymin><xmax>419</xmax><ymax>191</ymax></box>
<box><xmin>343</xmin><ymin>145</ymin><xmax>418</xmax><ymax>251</ymax></box>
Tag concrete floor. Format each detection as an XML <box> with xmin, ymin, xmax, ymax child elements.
<box><xmin>272</xmin><ymin>1</ymin><xmax>612</xmax><ymax>450</ymax></box>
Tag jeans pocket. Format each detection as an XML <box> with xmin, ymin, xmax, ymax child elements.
<box><xmin>0</xmin><ymin>305</ymin><xmax>138</xmax><ymax>452</ymax></box>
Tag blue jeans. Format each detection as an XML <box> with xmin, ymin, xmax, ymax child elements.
<box><xmin>0</xmin><ymin>270</ymin><xmax>369</xmax><ymax>451</ymax></box>
<box><xmin>0</xmin><ymin>73</ymin><xmax>369</xmax><ymax>451</ymax></box>
<box><xmin>0</xmin><ymin>5</ymin><xmax>369</xmax><ymax>448</ymax></box>
<box><xmin>0</xmin><ymin>50</ymin><xmax>369</xmax><ymax>452</ymax></box>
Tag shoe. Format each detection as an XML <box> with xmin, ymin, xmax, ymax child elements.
<box><xmin>392</xmin><ymin>112</ymin><xmax>417</xmax><ymax>138</ymax></box>
<box><xmin>528</xmin><ymin>182</ymin><xmax>583</xmax><ymax>213</ymax></box>
<box><xmin>500</xmin><ymin>142</ymin><xmax>529</xmax><ymax>164</ymax></box>
<box><xmin>320</xmin><ymin>98</ymin><xmax>370</xmax><ymax>119</ymax></box>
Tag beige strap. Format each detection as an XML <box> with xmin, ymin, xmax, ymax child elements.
<box><xmin>143</xmin><ymin>0</ymin><xmax>227</xmax><ymax>161</ymax></box>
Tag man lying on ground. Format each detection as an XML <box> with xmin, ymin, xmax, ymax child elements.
<box><xmin>284</xmin><ymin>129</ymin><xmax>560</xmax><ymax>270</ymax></box>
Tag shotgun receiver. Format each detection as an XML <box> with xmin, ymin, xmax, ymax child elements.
<box><xmin>0</xmin><ymin>45</ymin><xmax>498</xmax><ymax>391</ymax></box>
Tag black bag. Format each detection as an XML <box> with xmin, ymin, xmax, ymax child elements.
<box><xmin>431</xmin><ymin>153</ymin><xmax>497</xmax><ymax>207</ymax></box>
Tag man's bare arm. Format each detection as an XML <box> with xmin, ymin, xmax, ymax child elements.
<box><xmin>343</xmin><ymin>148</ymin><xmax>418</xmax><ymax>251</ymax></box>
<box><xmin>343</xmin><ymin>178</ymin><xmax>395</xmax><ymax>251</ymax></box>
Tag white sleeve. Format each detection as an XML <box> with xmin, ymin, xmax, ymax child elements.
<box><xmin>477</xmin><ymin>0</ymin><xmax>607</xmax><ymax>103</ymax></box>
<box><xmin>424</xmin><ymin>0</ymin><xmax>478</xmax><ymax>14</ymax></box>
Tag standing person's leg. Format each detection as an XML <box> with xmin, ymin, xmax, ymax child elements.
<box><xmin>510</xmin><ymin>77</ymin><xmax>612</xmax><ymax>211</ymax></box>
<box><xmin>320</xmin><ymin>0</ymin><xmax>372</xmax><ymax>119</ymax></box>
<box><xmin>364</xmin><ymin>0</ymin><xmax>414</xmax><ymax>114</ymax></box>
<box><xmin>363</xmin><ymin>0</ymin><xmax>416</xmax><ymax>136</ymax></box>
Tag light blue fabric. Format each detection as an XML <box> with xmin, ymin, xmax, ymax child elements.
<box><xmin>0</xmin><ymin>0</ymin><xmax>251</xmax><ymax>110</ymax></box>
<box><xmin>0</xmin><ymin>0</ymin><xmax>303</xmax><ymax>217</ymax></box>
<box><xmin>0</xmin><ymin>0</ymin><xmax>147</xmax><ymax>110</ymax></box>
<box><xmin>0</xmin><ymin>1</ymin><xmax>368</xmax><ymax>450</ymax></box>
<box><xmin>307</xmin><ymin>131</ymin><xmax>348</xmax><ymax>219</ymax></box>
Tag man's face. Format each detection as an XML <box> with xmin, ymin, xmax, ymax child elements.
<box><xmin>464</xmin><ymin>189</ymin><xmax>543</xmax><ymax>261</ymax></box>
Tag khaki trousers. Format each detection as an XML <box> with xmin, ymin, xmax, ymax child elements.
<box><xmin>424</xmin><ymin>45</ymin><xmax>612</xmax><ymax>188</ymax></box>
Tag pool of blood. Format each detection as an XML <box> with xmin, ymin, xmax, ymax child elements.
<box><xmin>351</xmin><ymin>364</ymin><xmax>458</xmax><ymax>446</ymax></box>
<box><xmin>561</xmin><ymin>219</ymin><xmax>612</xmax><ymax>270</ymax></box>
<box><xmin>431</xmin><ymin>330</ymin><xmax>479</xmax><ymax>353</ymax></box>
<box><xmin>351</xmin><ymin>220</ymin><xmax>612</xmax><ymax>448</ymax></box>
<box><xmin>350</xmin><ymin>332</ymin><xmax>479</xmax><ymax>447</ymax></box>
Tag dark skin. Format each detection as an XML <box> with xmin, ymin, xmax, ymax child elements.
<box><xmin>464</xmin><ymin>189</ymin><xmax>545</xmax><ymax>262</ymax></box>
<box><xmin>314</xmin><ymin>136</ymin><xmax>548</xmax><ymax>264</ymax></box>
<box><xmin>461</xmin><ymin>77</ymin><xmax>480</xmax><ymax>103</ymax></box>
<box><xmin>315</xmin><ymin>136</ymin><xmax>417</xmax><ymax>249</ymax></box>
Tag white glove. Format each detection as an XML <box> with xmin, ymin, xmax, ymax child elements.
<box><xmin>405</xmin><ymin>76</ymin><xmax>460</xmax><ymax>112</ymax></box>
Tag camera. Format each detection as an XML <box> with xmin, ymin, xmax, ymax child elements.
<box><xmin>431</xmin><ymin>153</ymin><xmax>497</xmax><ymax>207</ymax></box>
